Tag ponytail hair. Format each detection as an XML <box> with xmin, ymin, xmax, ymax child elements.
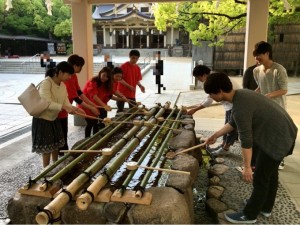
<box><xmin>45</xmin><ymin>61</ymin><xmax>74</xmax><ymax>78</ymax></box>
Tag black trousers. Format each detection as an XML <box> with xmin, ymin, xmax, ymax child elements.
<box><xmin>98</xmin><ymin>108</ymin><xmax>107</xmax><ymax>130</ymax></box>
<box><xmin>243</xmin><ymin>150</ymin><xmax>281</xmax><ymax>219</ymax></box>
<box><xmin>85</xmin><ymin>118</ymin><xmax>99</xmax><ymax>138</ymax></box>
<box><xmin>59</xmin><ymin>117</ymin><xmax>69</xmax><ymax>150</ymax></box>
<box><xmin>116</xmin><ymin>98</ymin><xmax>136</xmax><ymax>113</ymax></box>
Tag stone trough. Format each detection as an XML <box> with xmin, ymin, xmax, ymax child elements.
<box><xmin>7</xmin><ymin>103</ymin><xmax>203</xmax><ymax>224</ymax></box>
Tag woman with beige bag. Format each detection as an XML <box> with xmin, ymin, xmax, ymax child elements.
<box><xmin>32</xmin><ymin>61</ymin><xmax>85</xmax><ymax>167</ymax></box>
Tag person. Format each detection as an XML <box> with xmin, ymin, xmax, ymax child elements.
<box><xmin>203</xmin><ymin>72</ymin><xmax>297</xmax><ymax>224</ymax></box>
<box><xmin>187</xmin><ymin>65</ymin><xmax>241</xmax><ymax>156</ymax></box>
<box><xmin>32</xmin><ymin>62</ymin><xmax>86</xmax><ymax>167</ymax></box>
<box><xmin>58</xmin><ymin>54</ymin><xmax>99</xmax><ymax>151</ymax></box>
<box><xmin>116</xmin><ymin>49</ymin><xmax>145</xmax><ymax>112</ymax></box>
<box><xmin>98</xmin><ymin>67</ymin><xmax>128</xmax><ymax>127</ymax></box>
<box><xmin>111</xmin><ymin>67</ymin><xmax>129</xmax><ymax>102</ymax></box>
<box><xmin>242</xmin><ymin>61</ymin><xmax>259</xmax><ymax>90</ymax></box>
<box><xmin>253</xmin><ymin>41</ymin><xmax>288</xmax><ymax>170</ymax></box>
<box><xmin>79</xmin><ymin>67</ymin><xmax>127</xmax><ymax>138</ymax></box>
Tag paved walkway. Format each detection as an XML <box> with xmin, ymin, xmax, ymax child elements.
<box><xmin>0</xmin><ymin>56</ymin><xmax>300</xmax><ymax>215</ymax></box>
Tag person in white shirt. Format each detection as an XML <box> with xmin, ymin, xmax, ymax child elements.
<box><xmin>187</xmin><ymin>65</ymin><xmax>241</xmax><ymax>156</ymax></box>
<box><xmin>32</xmin><ymin>61</ymin><xmax>85</xmax><ymax>167</ymax></box>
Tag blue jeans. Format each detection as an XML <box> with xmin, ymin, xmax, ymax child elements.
<box><xmin>243</xmin><ymin>150</ymin><xmax>281</xmax><ymax>219</ymax></box>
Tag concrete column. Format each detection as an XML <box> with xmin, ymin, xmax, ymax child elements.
<box><xmin>71</xmin><ymin>1</ymin><xmax>93</xmax><ymax>85</ymax></box>
<box><xmin>109</xmin><ymin>26</ymin><xmax>113</xmax><ymax>47</ymax></box>
<box><xmin>146</xmin><ymin>27</ymin><xmax>149</xmax><ymax>48</ymax></box>
<box><xmin>244</xmin><ymin>0</ymin><xmax>269</xmax><ymax>70</ymax></box>
<box><xmin>126</xmin><ymin>26</ymin><xmax>129</xmax><ymax>48</ymax></box>
<box><xmin>71</xmin><ymin>1</ymin><xmax>93</xmax><ymax>126</ymax></box>
<box><xmin>103</xmin><ymin>26</ymin><xmax>106</xmax><ymax>47</ymax></box>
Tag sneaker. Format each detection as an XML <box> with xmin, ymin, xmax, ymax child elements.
<box><xmin>212</xmin><ymin>147</ymin><xmax>230</xmax><ymax>156</ymax></box>
<box><xmin>278</xmin><ymin>160</ymin><xmax>285</xmax><ymax>170</ymax></box>
<box><xmin>260</xmin><ymin>211</ymin><xmax>272</xmax><ymax>218</ymax></box>
<box><xmin>243</xmin><ymin>199</ymin><xmax>272</xmax><ymax>218</ymax></box>
<box><xmin>224</xmin><ymin>212</ymin><xmax>256</xmax><ymax>224</ymax></box>
<box><xmin>207</xmin><ymin>145</ymin><xmax>222</xmax><ymax>152</ymax></box>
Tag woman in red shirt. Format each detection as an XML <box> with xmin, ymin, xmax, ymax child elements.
<box><xmin>58</xmin><ymin>55</ymin><xmax>99</xmax><ymax>150</ymax></box>
<box><xmin>80</xmin><ymin>67</ymin><xmax>111</xmax><ymax>137</ymax></box>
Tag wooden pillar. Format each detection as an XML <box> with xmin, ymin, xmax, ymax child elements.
<box><xmin>71</xmin><ymin>1</ymin><xmax>93</xmax><ymax>85</ymax></box>
<box><xmin>244</xmin><ymin>0</ymin><xmax>269</xmax><ymax>70</ymax></box>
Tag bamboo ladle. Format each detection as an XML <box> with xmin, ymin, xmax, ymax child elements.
<box><xmin>126</xmin><ymin>161</ymin><xmax>190</xmax><ymax>175</ymax></box>
<box><xmin>75</xmin><ymin>112</ymin><xmax>103</xmax><ymax>121</ymax></box>
<box><xmin>96</xmin><ymin>105</ymin><xmax>116</xmax><ymax>111</ymax></box>
<box><xmin>156</xmin><ymin>117</ymin><xmax>194</xmax><ymax>124</ymax></box>
<box><xmin>59</xmin><ymin>148</ymin><xmax>112</xmax><ymax>155</ymax></box>
<box><xmin>75</xmin><ymin>112</ymin><xmax>132</xmax><ymax>125</ymax></box>
<box><xmin>117</xmin><ymin>110</ymin><xmax>151</xmax><ymax>116</ymax></box>
<box><xmin>128</xmin><ymin>99</ymin><xmax>142</xmax><ymax>105</ymax></box>
<box><xmin>165</xmin><ymin>142</ymin><xmax>207</xmax><ymax>159</ymax></box>
<box><xmin>143</xmin><ymin>121</ymin><xmax>181</xmax><ymax>132</ymax></box>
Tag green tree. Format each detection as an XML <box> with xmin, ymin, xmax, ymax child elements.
<box><xmin>0</xmin><ymin>0</ymin><xmax>72</xmax><ymax>39</ymax></box>
<box><xmin>153</xmin><ymin>0</ymin><xmax>300</xmax><ymax>46</ymax></box>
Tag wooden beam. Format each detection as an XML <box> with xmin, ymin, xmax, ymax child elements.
<box><xmin>19</xmin><ymin>183</ymin><xmax>61</xmax><ymax>198</ymax></box>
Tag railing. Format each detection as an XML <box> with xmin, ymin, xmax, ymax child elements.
<box><xmin>141</xmin><ymin>53</ymin><xmax>152</xmax><ymax>70</ymax></box>
<box><xmin>21</xmin><ymin>53</ymin><xmax>41</xmax><ymax>72</ymax></box>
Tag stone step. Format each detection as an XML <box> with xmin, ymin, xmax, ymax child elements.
<box><xmin>0</xmin><ymin>61</ymin><xmax>106</xmax><ymax>74</ymax></box>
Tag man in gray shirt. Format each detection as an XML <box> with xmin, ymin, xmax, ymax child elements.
<box><xmin>253</xmin><ymin>41</ymin><xmax>288</xmax><ymax>169</ymax></box>
<box><xmin>204</xmin><ymin>73</ymin><xmax>297</xmax><ymax>224</ymax></box>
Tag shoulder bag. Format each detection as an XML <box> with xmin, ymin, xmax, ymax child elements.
<box><xmin>18</xmin><ymin>80</ymin><xmax>51</xmax><ymax>117</ymax></box>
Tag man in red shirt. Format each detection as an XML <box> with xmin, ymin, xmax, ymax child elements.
<box><xmin>58</xmin><ymin>54</ymin><xmax>99</xmax><ymax>150</ymax></box>
<box><xmin>117</xmin><ymin>50</ymin><xmax>145</xmax><ymax>112</ymax></box>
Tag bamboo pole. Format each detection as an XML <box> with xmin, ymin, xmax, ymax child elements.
<box><xmin>26</xmin><ymin>107</ymin><xmax>139</xmax><ymax>189</ymax></box>
<box><xmin>35</xmin><ymin>104</ymin><xmax>162</xmax><ymax>224</ymax></box>
<box><xmin>75</xmin><ymin>102</ymin><xmax>170</xmax><ymax>210</ymax></box>
<box><xmin>25</xmin><ymin>121</ymin><xmax>117</xmax><ymax>188</ymax></box>
<box><xmin>138</xmin><ymin>109</ymin><xmax>183</xmax><ymax>193</ymax></box>
<box><xmin>39</xmin><ymin>108</ymin><xmax>144</xmax><ymax>192</ymax></box>
<box><xmin>59</xmin><ymin>149</ymin><xmax>112</xmax><ymax>155</ymax></box>
<box><xmin>115</xmin><ymin>106</ymin><xmax>179</xmax><ymax>196</ymax></box>
<box><xmin>143</xmin><ymin>121</ymin><xmax>181</xmax><ymax>132</ymax></box>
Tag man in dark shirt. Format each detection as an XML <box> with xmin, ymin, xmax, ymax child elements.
<box><xmin>242</xmin><ymin>63</ymin><xmax>258</xmax><ymax>90</ymax></box>
<box><xmin>204</xmin><ymin>72</ymin><xmax>297</xmax><ymax>224</ymax></box>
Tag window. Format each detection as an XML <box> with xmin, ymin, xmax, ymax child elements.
<box><xmin>141</xmin><ymin>7</ymin><xmax>149</xmax><ymax>13</ymax></box>
<box><xmin>279</xmin><ymin>33</ymin><xmax>284</xmax><ymax>42</ymax></box>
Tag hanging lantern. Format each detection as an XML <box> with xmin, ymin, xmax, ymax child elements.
<box><xmin>45</xmin><ymin>0</ymin><xmax>53</xmax><ymax>16</ymax></box>
<box><xmin>5</xmin><ymin>0</ymin><xmax>13</xmax><ymax>11</ymax></box>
